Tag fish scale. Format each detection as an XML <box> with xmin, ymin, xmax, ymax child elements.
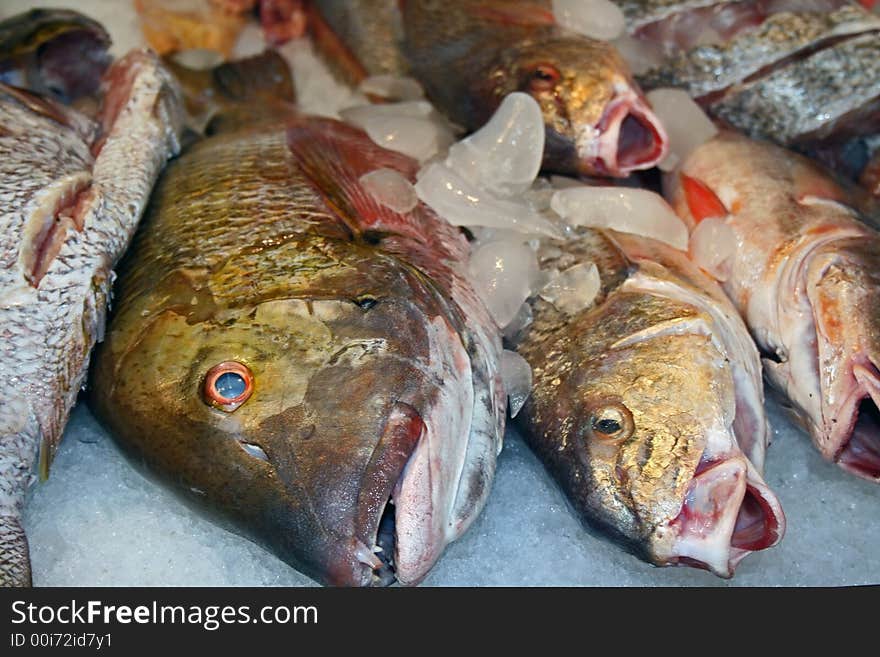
<box><xmin>0</xmin><ymin>48</ymin><xmax>183</xmax><ymax>586</ymax></box>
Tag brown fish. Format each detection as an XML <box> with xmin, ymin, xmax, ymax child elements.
<box><xmin>310</xmin><ymin>0</ymin><xmax>669</xmax><ymax>178</ymax></box>
<box><xmin>512</xmin><ymin>228</ymin><xmax>784</xmax><ymax>577</ymax></box>
<box><xmin>668</xmin><ymin>131</ymin><xmax>880</xmax><ymax>481</ymax></box>
<box><xmin>90</xmin><ymin>57</ymin><xmax>506</xmax><ymax>587</ymax></box>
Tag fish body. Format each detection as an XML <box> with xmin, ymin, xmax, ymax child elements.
<box><xmin>311</xmin><ymin>0</ymin><xmax>669</xmax><ymax>177</ymax></box>
<box><xmin>862</xmin><ymin>145</ymin><xmax>880</xmax><ymax>197</ymax></box>
<box><xmin>90</xmin><ymin>82</ymin><xmax>505</xmax><ymax>586</ymax></box>
<box><xmin>623</xmin><ymin>1</ymin><xmax>880</xmax><ymax>145</ymax></box>
<box><xmin>0</xmin><ymin>50</ymin><xmax>183</xmax><ymax>586</ymax></box>
<box><xmin>668</xmin><ymin>131</ymin><xmax>880</xmax><ymax>481</ymax></box>
<box><xmin>512</xmin><ymin>228</ymin><xmax>784</xmax><ymax>577</ymax></box>
<box><xmin>0</xmin><ymin>8</ymin><xmax>112</xmax><ymax>105</ymax></box>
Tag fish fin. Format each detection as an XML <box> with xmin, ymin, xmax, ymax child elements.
<box><xmin>469</xmin><ymin>1</ymin><xmax>555</xmax><ymax>27</ymax></box>
<box><xmin>680</xmin><ymin>173</ymin><xmax>729</xmax><ymax>224</ymax></box>
<box><xmin>306</xmin><ymin>3</ymin><xmax>369</xmax><ymax>86</ymax></box>
<box><xmin>286</xmin><ymin>118</ymin><xmax>418</xmax><ymax>236</ymax></box>
<box><xmin>0</xmin><ymin>514</ymin><xmax>33</xmax><ymax>587</ymax></box>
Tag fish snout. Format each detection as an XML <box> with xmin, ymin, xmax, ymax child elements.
<box><xmin>578</xmin><ymin>86</ymin><xmax>668</xmax><ymax>177</ymax></box>
<box><xmin>654</xmin><ymin>454</ymin><xmax>784</xmax><ymax>578</ymax></box>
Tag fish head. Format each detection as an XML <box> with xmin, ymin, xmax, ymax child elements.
<box><xmin>0</xmin><ymin>8</ymin><xmax>111</xmax><ymax>103</ymax></box>
<box><xmin>485</xmin><ymin>37</ymin><xmax>667</xmax><ymax>177</ymax></box>
<box><xmin>92</xmin><ymin>243</ymin><xmax>474</xmax><ymax>586</ymax></box>
<box><xmin>538</xmin><ymin>292</ymin><xmax>781</xmax><ymax>577</ymax></box>
<box><xmin>805</xmin><ymin>236</ymin><xmax>880</xmax><ymax>482</ymax></box>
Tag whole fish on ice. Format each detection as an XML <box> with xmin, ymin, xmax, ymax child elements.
<box><xmin>90</xmin><ymin>56</ymin><xmax>506</xmax><ymax>587</ymax></box>
<box><xmin>667</xmin><ymin>131</ymin><xmax>880</xmax><ymax>481</ymax></box>
<box><xmin>512</xmin><ymin>228</ymin><xmax>784</xmax><ymax>577</ymax></box>
<box><xmin>621</xmin><ymin>0</ymin><xmax>880</xmax><ymax>146</ymax></box>
<box><xmin>310</xmin><ymin>0</ymin><xmax>669</xmax><ymax>177</ymax></box>
<box><xmin>0</xmin><ymin>11</ymin><xmax>183</xmax><ymax>586</ymax></box>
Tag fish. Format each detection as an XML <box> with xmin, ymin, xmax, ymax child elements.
<box><xmin>310</xmin><ymin>0</ymin><xmax>669</xmax><ymax>178</ymax></box>
<box><xmin>0</xmin><ymin>8</ymin><xmax>111</xmax><ymax>105</ymax></box>
<box><xmin>667</xmin><ymin>131</ymin><xmax>880</xmax><ymax>482</ymax></box>
<box><xmin>511</xmin><ymin>227</ymin><xmax>784</xmax><ymax>577</ymax></box>
<box><xmin>89</xmin><ymin>57</ymin><xmax>506</xmax><ymax>587</ymax></box>
<box><xmin>621</xmin><ymin>1</ymin><xmax>880</xmax><ymax>146</ymax></box>
<box><xmin>0</xmin><ymin>43</ymin><xmax>184</xmax><ymax>585</ymax></box>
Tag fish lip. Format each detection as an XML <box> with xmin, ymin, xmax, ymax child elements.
<box><xmin>577</xmin><ymin>86</ymin><xmax>669</xmax><ymax>177</ymax></box>
<box><xmin>831</xmin><ymin>359</ymin><xmax>880</xmax><ymax>482</ymax></box>
<box><xmin>652</xmin><ymin>453</ymin><xmax>784</xmax><ymax>578</ymax></box>
<box><xmin>347</xmin><ymin>401</ymin><xmax>426</xmax><ymax>587</ymax></box>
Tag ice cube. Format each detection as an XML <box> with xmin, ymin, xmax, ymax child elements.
<box><xmin>646</xmin><ymin>88</ymin><xmax>718</xmax><ymax>172</ymax></box>
<box><xmin>359</xmin><ymin>75</ymin><xmax>425</xmax><ymax>101</ymax></box>
<box><xmin>445</xmin><ymin>92</ymin><xmax>544</xmax><ymax>197</ymax></box>
<box><xmin>359</xmin><ymin>168</ymin><xmax>419</xmax><ymax>213</ymax></box>
<box><xmin>501</xmin><ymin>350</ymin><xmax>533</xmax><ymax>418</ymax></box>
<box><xmin>550</xmin><ymin>186</ymin><xmax>689</xmax><ymax>250</ymax></box>
<box><xmin>341</xmin><ymin>102</ymin><xmax>456</xmax><ymax>162</ymax></box>
<box><xmin>611</xmin><ymin>34</ymin><xmax>664</xmax><ymax>75</ymax></box>
<box><xmin>539</xmin><ymin>262</ymin><xmax>601</xmax><ymax>314</ymax></box>
<box><xmin>552</xmin><ymin>0</ymin><xmax>626</xmax><ymax>41</ymax></box>
<box><xmin>689</xmin><ymin>216</ymin><xmax>737</xmax><ymax>282</ymax></box>
<box><xmin>468</xmin><ymin>240</ymin><xmax>539</xmax><ymax>327</ymax></box>
<box><xmin>415</xmin><ymin>163</ymin><xmax>562</xmax><ymax>237</ymax></box>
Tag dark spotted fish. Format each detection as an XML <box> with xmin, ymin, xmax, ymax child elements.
<box><xmin>512</xmin><ymin>228</ymin><xmax>784</xmax><ymax>577</ymax></box>
<box><xmin>621</xmin><ymin>1</ymin><xmax>880</xmax><ymax>146</ymax></box>
<box><xmin>0</xmin><ymin>28</ymin><xmax>183</xmax><ymax>585</ymax></box>
<box><xmin>311</xmin><ymin>0</ymin><xmax>669</xmax><ymax>177</ymax></box>
<box><xmin>668</xmin><ymin>131</ymin><xmax>880</xmax><ymax>482</ymax></box>
<box><xmin>90</xmin><ymin>57</ymin><xmax>506</xmax><ymax>587</ymax></box>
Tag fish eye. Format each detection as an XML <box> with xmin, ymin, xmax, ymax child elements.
<box><xmin>527</xmin><ymin>63</ymin><xmax>561</xmax><ymax>91</ymax></box>
<box><xmin>203</xmin><ymin>361</ymin><xmax>254</xmax><ymax>412</ymax></box>
<box><xmin>589</xmin><ymin>404</ymin><xmax>633</xmax><ymax>440</ymax></box>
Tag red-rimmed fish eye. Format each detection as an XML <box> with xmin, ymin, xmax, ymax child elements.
<box><xmin>526</xmin><ymin>63</ymin><xmax>561</xmax><ymax>92</ymax></box>
<box><xmin>203</xmin><ymin>361</ymin><xmax>254</xmax><ymax>412</ymax></box>
<box><xmin>588</xmin><ymin>403</ymin><xmax>634</xmax><ymax>441</ymax></box>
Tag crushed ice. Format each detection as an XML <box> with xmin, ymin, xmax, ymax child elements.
<box><xmin>646</xmin><ymin>89</ymin><xmax>718</xmax><ymax>172</ymax></box>
<box><xmin>539</xmin><ymin>262</ymin><xmax>601</xmax><ymax>315</ymax></box>
<box><xmin>341</xmin><ymin>101</ymin><xmax>457</xmax><ymax>162</ymax></box>
<box><xmin>501</xmin><ymin>350</ymin><xmax>533</xmax><ymax>418</ymax></box>
<box><xmin>689</xmin><ymin>217</ymin><xmax>737</xmax><ymax>282</ymax></box>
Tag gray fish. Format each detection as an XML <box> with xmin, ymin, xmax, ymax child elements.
<box><xmin>622</xmin><ymin>1</ymin><xmax>880</xmax><ymax>145</ymax></box>
<box><xmin>0</xmin><ymin>30</ymin><xmax>183</xmax><ymax>584</ymax></box>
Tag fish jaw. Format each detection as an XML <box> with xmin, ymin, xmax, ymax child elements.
<box><xmin>575</xmin><ymin>84</ymin><xmax>668</xmax><ymax>177</ymax></box>
<box><xmin>652</xmin><ymin>444</ymin><xmax>784</xmax><ymax>578</ymax></box>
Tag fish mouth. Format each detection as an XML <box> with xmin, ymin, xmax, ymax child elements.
<box><xmin>353</xmin><ymin>402</ymin><xmax>444</xmax><ymax>586</ymax></box>
<box><xmin>834</xmin><ymin>360</ymin><xmax>880</xmax><ymax>482</ymax></box>
<box><xmin>655</xmin><ymin>453</ymin><xmax>784</xmax><ymax>578</ymax></box>
<box><xmin>579</xmin><ymin>86</ymin><xmax>668</xmax><ymax>177</ymax></box>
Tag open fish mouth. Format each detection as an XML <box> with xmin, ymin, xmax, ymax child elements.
<box><xmin>833</xmin><ymin>360</ymin><xmax>880</xmax><ymax>482</ymax></box>
<box><xmin>579</xmin><ymin>86</ymin><xmax>668</xmax><ymax>177</ymax></box>
<box><xmin>654</xmin><ymin>452</ymin><xmax>784</xmax><ymax>578</ymax></box>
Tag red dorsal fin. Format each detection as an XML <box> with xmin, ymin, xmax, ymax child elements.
<box><xmin>470</xmin><ymin>1</ymin><xmax>556</xmax><ymax>27</ymax></box>
<box><xmin>680</xmin><ymin>173</ymin><xmax>729</xmax><ymax>224</ymax></box>
<box><xmin>286</xmin><ymin>117</ymin><xmax>420</xmax><ymax>237</ymax></box>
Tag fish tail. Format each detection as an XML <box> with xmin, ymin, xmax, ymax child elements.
<box><xmin>0</xmin><ymin>513</ymin><xmax>32</xmax><ymax>587</ymax></box>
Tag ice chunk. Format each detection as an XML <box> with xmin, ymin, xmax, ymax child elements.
<box><xmin>611</xmin><ymin>34</ymin><xmax>664</xmax><ymax>75</ymax></box>
<box><xmin>539</xmin><ymin>262</ymin><xmax>601</xmax><ymax>314</ymax></box>
<box><xmin>552</xmin><ymin>0</ymin><xmax>626</xmax><ymax>41</ymax></box>
<box><xmin>277</xmin><ymin>38</ymin><xmax>366</xmax><ymax>118</ymax></box>
<box><xmin>359</xmin><ymin>169</ymin><xmax>419</xmax><ymax>213</ymax></box>
<box><xmin>502</xmin><ymin>302</ymin><xmax>534</xmax><ymax>342</ymax></box>
<box><xmin>646</xmin><ymin>89</ymin><xmax>718</xmax><ymax>172</ymax></box>
<box><xmin>341</xmin><ymin>102</ymin><xmax>456</xmax><ymax>162</ymax></box>
<box><xmin>359</xmin><ymin>75</ymin><xmax>425</xmax><ymax>101</ymax></box>
<box><xmin>689</xmin><ymin>216</ymin><xmax>737</xmax><ymax>282</ymax></box>
<box><xmin>415</xmin><ymin>163</ymin><xmax>562</xmax><ymax>237</ymax></box>
<box><xmin>445</xmin><ymin>92</ymin><xmax>544</xmax><ymax>197</ymax></box>
<box><xmin>501</xmin><ymin>350</ymin><xmax>533</xmax><ymax>418</ymax></box>
<box><xmin>171</xmin><ymin>49</ymin><xmax>224</xmax><ymax>70</ymax></box>
<box><xmin>468</xmin><ymin>240</ymin><xmax>539</xmax><ymax>327</ymax></box>
<box><xmin>550</xmin><ymin>186</ymin><xmax>689</xmax><ymax>250</ymax></box>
